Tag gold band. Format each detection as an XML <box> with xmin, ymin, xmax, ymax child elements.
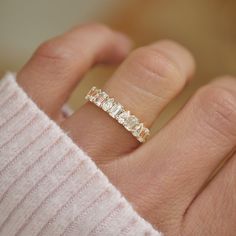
<box><xmin>85</xmin><ymin>86</ymin><xmax>150</xmax><ymax>143</ymax></box>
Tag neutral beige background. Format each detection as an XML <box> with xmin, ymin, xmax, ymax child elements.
<box><xmin>0</xmin><ymin>0</ymin><xmax>120</xmax><ymax>73</ymax></box>
<box><xmin>1</xmin><ymin>0</ymin><xmax>236</xmax><ymax>132</ymax></box>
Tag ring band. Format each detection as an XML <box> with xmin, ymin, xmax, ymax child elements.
<box><xmin>85</xmin><ymin>86</ymin><xmax>150</xmax><ymax>143</ymax></box>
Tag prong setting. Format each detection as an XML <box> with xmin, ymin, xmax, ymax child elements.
<box><xmin>85</xmin><ymin>87</ymin><xmax>150</xmax><ymax>142</ymax></box>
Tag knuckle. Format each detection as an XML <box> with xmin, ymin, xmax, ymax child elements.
<box><xmin>194</xmin><ymin>85</ymin><xmax>236</xmax><ymax>136</ymax></box>
<box><xmin>80</xmin><ymin>23</ymin><xmax>113</xmax><ymax>38</ymax></box>
<box><xmin>196</xmin><ymin>85</ymin><xmax>236</xmax><ymax>114</ymax></box>
<box><xmin>88</xmin><ymin>23</ymin><xmax>111</xmax><ymax>33</ymax></box>
<box><xmin>35</xmin><ymin>39</ymin><xmax>72</xmax><ymax>62</ymax></box>
<box><xmin>129</xmin><ymin>46</ymin><xmax>184</xmax><ymax>88</ymax></box>
<box><xmin>30</xmin><ymin>39</ymin><xmax>74</xmax><ymax>78</ymax></box>
<box><xmin>35</xmin><ymin>23</ymin><xmax>113</xmax><ymax>62</ymax></box>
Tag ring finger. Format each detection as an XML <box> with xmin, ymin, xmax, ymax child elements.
<box><xmin>62</xmin><ymin>40</ymin><xmax>195</xmax><ymax>160</ymax></box>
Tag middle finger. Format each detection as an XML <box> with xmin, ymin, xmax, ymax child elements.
<box><xmin>130</xmin><ymin>76</ymin><xmax>236</xmax><ymax>225</ymax></box>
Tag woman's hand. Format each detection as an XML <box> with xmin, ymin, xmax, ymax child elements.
<box><xmin>17</xmin><ymin>23</ymin><xmax>236</xmax><ymax>236</ymax></box>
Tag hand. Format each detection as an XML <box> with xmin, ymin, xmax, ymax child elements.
<box><xmin>18</xmin><ymin>23</ymin><xmax>236</xmax><ymax>236</ymax></box>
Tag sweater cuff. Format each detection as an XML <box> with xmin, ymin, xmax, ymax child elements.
<box><xmin>0</xmin><ymin>73</ymin><xmax>161</xmax><ymax>236</ymax></box>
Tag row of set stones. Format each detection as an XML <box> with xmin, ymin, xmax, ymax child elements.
<box><xmin>85</xmin><ymin>86</ymin><xmax>150</xmax><ymax>142</ymax></box>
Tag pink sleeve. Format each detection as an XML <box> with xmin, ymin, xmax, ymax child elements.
<box><xmin>0</xmin><ymin>73</ymin><xmax>161</xmax><ymax>236</ymax></box>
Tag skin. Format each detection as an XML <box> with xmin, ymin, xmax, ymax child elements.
<box><xmin>17</xmin><ymin>23</ymin><xmax>236</xmax><ymax>236</ymax></box>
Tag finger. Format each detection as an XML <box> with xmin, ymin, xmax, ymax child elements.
<box><xmin>182</xmin><ymin>151</ymin><xmax>236</xmax><ymax>236</ymax></box>
<box><xmin>129</xmin><ymin>76</ymin><xmax>236</xmax><ymax>224</ymax></box>
<box><xmin>62</xmin><ymin>40</ymin><xmax>195</xmax><ymax>160</ymax></box>
<box><xmin>17</xmin><ymin>23</ymin><xmax>133</xmax><ymax>118</ymax></box>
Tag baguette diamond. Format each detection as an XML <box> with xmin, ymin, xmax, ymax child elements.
<box><xmin>117</xmin><ymin>111</ymin><xmax>130</xmax><ymax>124</ymax></box>
<box><xmin>125</xmin><ymin>115</ymin><xmax>139</xmax><ymax>131</ymax></box>
<box><xmin>102</xmin><ymin>98</ymin><xmax>114</xmax><ymax>111</ymax></box>
<box><xmin>94</xmin><ymin>92</ymin><xmax>108</xmax><ymax>106</ymax></box>
<box><xmin>109</xmin><ymin>103</ymin><xmax>123</xmax><ymax>118</ymax></box>
<box><xmin>85</xmin><ymin>87</ymin><xmax>150</xmax><ymax>143</ymax></box>
<box><xmin>133</xmin><ymin>123</ymin><xmax>143</xmax><ymax>137</ymax></box>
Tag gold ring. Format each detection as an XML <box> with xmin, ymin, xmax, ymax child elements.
<box><xmin>85</xmin><ymin>87</ymin><xmax>150</xmax><ymax>143</ymax></box>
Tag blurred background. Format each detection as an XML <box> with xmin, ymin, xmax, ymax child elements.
<box><xmin>1</xmin><ymin>0</ymin><xmax>236</xmax><ymax>131</ymax></box>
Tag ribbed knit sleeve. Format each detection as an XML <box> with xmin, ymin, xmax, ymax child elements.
<box><xmin>0</xmin><ymin>73</ymin><xmax>161</xmax><ymax>236</ymax></box>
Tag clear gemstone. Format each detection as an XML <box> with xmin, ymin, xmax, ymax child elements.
<box><xmin>109</xmin><ymin>103</ymin><xmax>123</xmax><ymax>118</ymax></box>
<box><xmin>102</xmin><ymin>98</ymin><xmax>114</xmax><ymax>111</ymax></box>
<box><xmin>117</xmin><ymin>111</ymin><xmax>130</xmax><ymax>124</ymax></box>
<box><xmin>85</xmin><ymin>86</ymin><xmax>96</xmax><ymax>100</ymax></box>
<box><xmin>94</xmin><ymin>92</ymin><xmax>108</xmax><ymax>106</ymax></box>
<box><xmin>138</xmin><ymin>127</ymin><xmax>149</xmax><ymax>142</ymax></box>
<box><xmin>89</xmin><ymin>89</ymin><xmax>100</xmax><ymax>102</ymax></box>
<box><xmin>133</xmin><ymin>123</ymin><xmax>144</xmax><ymax>137</ymax></box>
<box><xmin>125</xmin><ymin>115</ymin><xmax>139</xmax><ymax>131</ymax></box>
